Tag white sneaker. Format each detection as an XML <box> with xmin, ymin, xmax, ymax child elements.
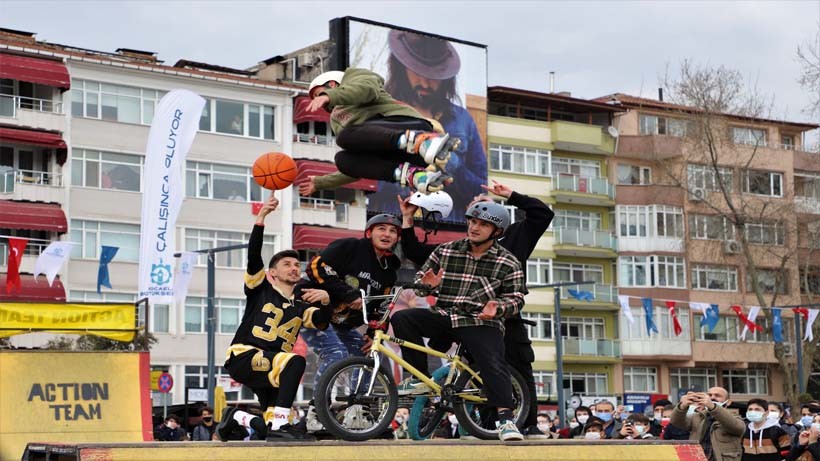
<box><xmin>396</xmin><ymin>377</ymin><xmax>433</xmax><ymax>395</ymax></box>
<box><xmin>498</xmin><ymin>421</ymin><xmax>524</xmax><ymax>441</ymax></box>
<box><xmin>342</xmin><ymin>404</ymin><xmax>372</xmax><ymax>430</ymax></box>
<box><xmin>304</xmin><ymin>405</ymin><xmax>324</xmax><ymax>432</ymax></box>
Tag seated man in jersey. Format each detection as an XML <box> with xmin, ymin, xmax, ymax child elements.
<box><xmin>219</xmin><ymin>194</ymin><xmax>331</xmax><ymax>442</ymax></box>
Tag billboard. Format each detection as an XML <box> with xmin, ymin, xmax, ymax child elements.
<box><xmin>333</xmin><ymin>17</ymin><xmax>488</xmax><ymax>223</ymax></box>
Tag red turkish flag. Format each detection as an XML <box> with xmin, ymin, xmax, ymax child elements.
<box><xmin>793</xmin><ymin>307</ymin><xmax>809</xmax><ymax>321</ymax></box>
<box><xmin>731</xmin><ymin>305</ymin><xmax>763</xmax><ymax>332</ymax></box>
<box><xmin>6</xmin><ymin>237</ymin><xmax>28</xmax><ymax>294</ymax></box>
<box><xmin>666</xmin><ymin>301</ymin><xmax>682</xmax><ymax>336</ymax></box>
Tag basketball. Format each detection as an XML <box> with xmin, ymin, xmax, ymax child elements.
<box><xmin>252</xmin><ymin>152</ymin><xmax>297</xmax><ymax>190</ymax></box>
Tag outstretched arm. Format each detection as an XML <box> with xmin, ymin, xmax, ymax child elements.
<box><xmin>245</xmin><ymin>194</ymin><xmax>279</xmax><ymax>296</ymax></box>
<box><xmin>397</xmin><ymin>194</ymin><xmax>437</xmax><ymax>266</ymax></box>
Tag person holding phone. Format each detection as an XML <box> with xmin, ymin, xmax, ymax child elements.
<box><xmin>671</xmin><ymin>387</ymin><xmax>744</xmax><ymax>461</ymax></box>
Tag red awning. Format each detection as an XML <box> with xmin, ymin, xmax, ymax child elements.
<box><xmin>0</xmin><ymin>127</ymin><xmax>67</xmax><ymax>150</ymax></box>
<box><xmin>413</xmin><ymin>228</ymin><xmax>465</xmax><ymax>245</ymax></box>
<box><xmin>293</xmin><ymin>225</ymin><xmax>362</xmax><ymax>250</ymax></box>
<box><xmin>0</xmin><ymin>274</ymin><xmax>66</xmax><ymax>302</ymax></box>
<box><xmin>0</xmin><ymin>201</ymin><xmax>67</xmax><ymax>232</ymax></box>
<box><xmin>295</xmin><ymin>160</ymin><xmax>378</xmax><ymax>192</ymax></box>
<box><xmin>0</xmin><ymin>54</ymin><xmax>71</xmax><ymax>90</ymax></box>
<box><xmin>293</xmin><ymin>96</ymin><xmax>330</xmax><ymax>124</ymax></box>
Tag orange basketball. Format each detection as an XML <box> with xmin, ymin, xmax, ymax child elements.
<box><xmin>252</xmin><ymin>152</ymin><xmax>297</xmax><ymax>190</ymax></box>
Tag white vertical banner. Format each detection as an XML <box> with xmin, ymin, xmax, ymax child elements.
<box><xmin>138</xmin><ymin>89</ymin><xmax>205</xmax><ymax>303</ymax></box>
<box><xmin>740</xmin><ymin>305</ymin><xmax>761</xmax><ymax>340</ymax></box>
<box><xmin>617</xmin><ymin>295</ymin><xmax>635</xmax><ymax>324</ymax></box>
<box><xmin>33</xmin><ymin>241</ymin><xmax>75</xmax><ymax>286</ymax></box>
<box><xmin>173</xmin><ymin>251</ymin><xmax>198</xmax><ymax>304</ymax></box>
<box><xmin>805</xmin><ymin>309</ymin><xmax>820</xmax><ymax>341</ymax></box>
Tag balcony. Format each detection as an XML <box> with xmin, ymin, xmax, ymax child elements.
<box><xmin>291</xmin><ymin>196</ymin><xmax>364</xmax><ymax>228</ymax></box>
<box><xmin>621</xmin><ymin>337</ymin><xmax>692</xmax><ymax>358</ymax></box>
<box><xmin>616</xmin><ymin>135</ymin><xmax>683</xmax><ymax>161</ymax></box>
<box><xmin>550</xmin><ymin>174</ymin><xmax>615</xmax><ymax>206</ymax></box>
<box><xmin>796</xmin><ymin>196</ymin><xmax>820</xmax><ymax>215</ymax></box>
<box><xmin>553</xmin><ymin>227</ymin><xmax>617</xmax><ymax>258</ymax></box>
<box><xmin>548</xmin><ymin>120</ymin><xmax>616</xmax><ymax>155</ymax></box>
<box><xmin>291</xmin><ymin>132</ymin><xmax>336</xmax><ymax>163</ymax></box>
<box><xmin>0</xmin><ymin>168</ymin><xmax>65</xmax><ymax>203</ymax></box>
<box><xmin>561</xmin><ymin>337</ymin><xmax>621</xmax><ymax>362</ymax></box>
<box><xmin>558</xmin><ymin>283</ymin><xmax>618</xmax><ymax>308</ymax></box>
<box><xmin>0</xmin><ymin>95</ymin><xmax>66</xmax><ymax>133</ymax></box>
<box><xmin>0</xmin><ymin>241</ymin><xmax>48</xmax><ymax>267</ymax></box>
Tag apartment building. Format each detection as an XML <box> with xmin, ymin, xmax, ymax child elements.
<box><xmin>602</xmin><ymin>92</ymin><xmax>819</xmax><ymax>402</ymax></box>
<box><xmin>0</xmin><ymin>28</ymin><xmax>303</xmax><ymax>406</ymax></box>
<box><xmin>486</xmin><ymin>87</ymin><xmax>622</xmax><ymax>402</ymax></box>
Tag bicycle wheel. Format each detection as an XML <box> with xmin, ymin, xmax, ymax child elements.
<box><xmin>314</xmin><ymin>356</ymin><xmax>398</xmax><ymax>441</ymax></box>
<box><xmin>451</xmin><ymin>366</ymin><xmax>531</xmax><ymax>440</ymax></box>
<box><xmin>408</xmin><ymin>365</ymin><xmax>450</xmax><ymax>440</ymax></box>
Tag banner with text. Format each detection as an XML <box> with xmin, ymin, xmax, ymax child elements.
<box><xmin>138</xmin><ymin>89</ymin><xmax>205</xmax><ymax>302</ymax></box>
<box><xmin>0</xmin><ymin>302</ymin><xmax>136</xmax><ymax>341</ymax></box>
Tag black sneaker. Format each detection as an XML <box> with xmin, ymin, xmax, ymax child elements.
<box><xmin>265</xmin><ymin>424</ymin><xmax>317</xmax><ymax>442</ymax></box>
<box><xmin>216</xmin><ymin>407</ymin><xmax>239</xmax><ymax>442</ymax></box>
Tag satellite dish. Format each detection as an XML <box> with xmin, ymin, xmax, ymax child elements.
<box><xmin>607</xmin><ymin>126</ymin><xmax>620</xmax><ymax>138</ymax></box>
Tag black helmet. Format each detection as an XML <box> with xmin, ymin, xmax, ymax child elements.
<box><xmin>365</xmin><ymin>214</ymin><xmax>401</xmax><ymax>236</ymax></box>
<box><xmin>464</xmin><ymin>201</ymin><xmax>511</xmax><ymax>232</ymax></box>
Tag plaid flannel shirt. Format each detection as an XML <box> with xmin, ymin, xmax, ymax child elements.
<box><xmin>415</xmin><ymin>238</ymin><xmax>525</xmax><ymax>331</ymax></box>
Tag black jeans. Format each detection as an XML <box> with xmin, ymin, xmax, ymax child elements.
<box><xmin>504</xmin><ymin>319</ymin><xmax>538</xmax><ymax>427</ymax></box>
<box><xmin>334</xmin><ymin>117</ymin><xmax>433</xmax><ymax>181</ymax></box>
<box><xmin>390</xmin><ymin>308</ymin><xmax>514</xmax><ymax>409</ymax></box>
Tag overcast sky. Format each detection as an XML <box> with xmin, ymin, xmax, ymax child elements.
<box><xmin>2</xmin><ymin>1</ymin><xmax>819</xmax><ymax>129</ymax></box>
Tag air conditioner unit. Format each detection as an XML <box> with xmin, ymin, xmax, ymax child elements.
<box><xmin>782</xmin><ymin>343</ymin><xmax>794</xmax><ymax>356</ymax></box>
<box><xmin>299</xmin><ymin>53</ymin><xmax>315</xmax><ymax>67</ymax></box>
<box><xmin>690</xmin><ymin>187</ymin><xmax>706</xmax><ymax>202</ymax></box>
<box><xmin>723</xmin><ymin>240</ymin><xmax>740</xmax><ymax>255</ymax></box>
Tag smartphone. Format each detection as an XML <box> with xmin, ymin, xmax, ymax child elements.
<box><xmin>624</xmin><ymin>405</ymin><xmax>634</xmax><ymax>412</ymax></box>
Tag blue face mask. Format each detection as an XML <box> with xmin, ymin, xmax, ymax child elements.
<box><xmin>801</xmin><ymin>416</ymin><xmax>814</xmax><ymax>427</ymax></box>
<box><xmin>597</xmin><ymin>412</ymin><xmax>613</xmax><ymax>422</ymax></box>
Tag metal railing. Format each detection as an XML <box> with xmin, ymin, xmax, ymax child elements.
<box><xmin>554</xmin><ymin>227</ymin><xmax>617</xmax><ymax>250</ymax></box>
<box><xmin>562</xmin><ymin>337</ymin><xmax>621</xmax><ymax>357</ymax></box>
<box><xmin>293</xmin><ymin>133</ymin><xmax>334</xmax><ymax>146</ymax></box>
<box><xmin>0</xmin><ymin>241</ymin><xmax>49</xmax><ymax>266</ymax></box>
<box><xmin>0</xmin><ymin>94</ymin><xmax>64</xmax><ymax>117</ymax></box>
<box><xmin>558</xmin><ymin>283</ymin><xmax>618</xmax><ymax>303</ymax></box>
<box><xmin>552</xmin><ymin>174</ymin><xmax>615</xmax><ymax>198</ymax></box>
<box><xmin>296</xmin><ymin>196</ymin><xmax>349</xmax><ymax>224</ymax></box>
<box><xmin>14</xmin><ymin>169</ymin><xmax>62</xmax><ymax>186</ymax></box>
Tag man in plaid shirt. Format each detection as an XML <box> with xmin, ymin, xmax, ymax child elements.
<box><xmin>391</xmin><ymin>201</ymin><xmax>526</xmax><ymax>441</ymax></box>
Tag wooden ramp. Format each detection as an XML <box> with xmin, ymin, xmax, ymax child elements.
<box><xmin>22</xmin><ymin>439</ymin><xmax>707</xmax><ymax>461</ymax></box>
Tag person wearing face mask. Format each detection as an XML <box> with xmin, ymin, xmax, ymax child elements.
<box><xmin>650</xmin><ymin>399</ymin><xmax>673</xmax><ymax>437</ymax></box>
<box><xmin>192</xmin><ymin>407</ymin><xmax>216</xmax><ymax>441</ymax></box>
<box><xmin>615</xmin><ymin>413</ymin><xmax>654</xmax><ymax>440</ymax></box>
<box><xmin>671</xmin><ymin>387</ymin><xmax>744</xmax><ymax>461</ymax></box>
<box><xmin>155</xmin><ymin>415</ymin><xmax>186</xmax><ymax>441</ymax></box>
<box><xmin>392</xmin><ymin>406</ymin><xmax>410</xmax><ymax>439</ymax></box>
<box><xmin>661</xmin><ymin>404</ymin><xmax>691</xmax><ymax>441</ymax></box>
<box><xmin>594</xmin><ymin>400</ymin><xmax>619</xmax><ymax>439</ymax></box>
<box><xmin>741</xmin><ymin>399</ymin><xmax>791</xmax><ymax>460</ymax></box>
<box><xmin>569</xmin><ymin>406</ymin><xmax>593</xmax><ymax>438</ymax></box>
<box><xmin>531</xmin><ymin>413</ymin><xmax>560</xmax><ymax>439</ymax></box>
<box><xmin>786</xmin><ymin>421</ymin><xmax>820</xmax><ymax>461</ymax></box>
<box><xmin>768</xmin><ymin>402</ymin><xmax>798</xmax><ymax>438</ymax></box>
<box><xmin>583</xmin><ymin>420</ymin><xmax>605</xmax><ymax>440</ymax></box>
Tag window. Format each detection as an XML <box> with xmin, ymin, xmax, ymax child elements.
<box><xmin>670</xmin><ymin>368</ymin><xmax>717</xmax><ymax>398</ymax></box>
<box><xmin>655</xmin><ymin>206</ymin><xmax>684</xmax><ymax>238</ymax></box>
<box><xmin>620</xmin><ymin>306</ymin><xmax>691</xmax><ymax>340</ymax></box>
<box><xmin>619</xmin><ymin>205</ymin><xmax>649</xmax><ymax>237</ymax></box>
<box><xmin>687</xmin><ymin>164</ymin><xmax>734</xmax><ymax>192</ymax></box>
<box><xmin>186</xmin><ymin>161</ymin><xmax>264</xmax><ymax>202</ymax></box>
<box><xmin>624</xmin><ymin>367</ymin><xmax>657</xmax><ymax>393</ymax></box>
<box><xmin>185</xmin><ymin>228</ymin><xmax>277</xmax><ymax>269</ymax></box>
<box><xmin>800</xmin><ymin>266</ymin><xmax>820</xmax><ymax>295</ymax></box>
<box><xmin>639</xmin><ymin>114</ymin><xmax>690</xmax><ymax>136</ymax></box>
<box><xmin>200</xmin><ymin>98</ymin><xmax>276</xmax><ymax>140</ymax></box>
<box><xmin>71</xmin><ymin>79</ymin><xmax>162</xmax><ymax>124</ymax></box>
<box><xmin>185</xmin><ymin>297</ymin><xmax>243</xmax><ymax>334</ymax></box>
<box><xmin>563</xmin><ymin>372</ymin><xmax>608</xmax><ymax>395</ymax></box>
<box><xmin>295</xmin><ymin>120</ymin><xmax>331</xmax><ymax>144</ymax></box>
<box><xmin>553</xmin><ymin>263</ymin><xmax>603</xmax><ymax>284</ymax></box>
<box><xmin>745</xmin><ymin>221</ymin><xmax>784</xmax><ymax>245</ymax></box>
<box><xmin>691</xmin><ymin>264</ymin><xmax>738</xmax><ymax>291</ymax></box>
<box><xmin>219</xmin><ymin>298</ymin><xmax>243</xmax><ymax>334</ymax></box>
<box><xmin>555</xmin><ymin>210</ymin><xmax>601</xmax><ymax>231</ymax></box>
<box><xmin>742</xmin><ymin>170</ymin><xmax>783</xmax><ymax>197</ymax></box>
<box><xmin>795</xmin><ymin>173</ymin><xmax>820</xmax><ymax>200</ymax></box>
<box><xmin>71</xmin><ymin>149</ymin><xmax>143</xmax><ymax>192</ymax></box>
<box><xmin>69</xmin><ymin>290</ymin><xmax>169</xmax><ymax>333</ymax></box>
<box><xmin>619</xmin><ymin>256</ymin><xmax>686</xmax><ymax>288</ymax></box>
<box><xmin>781</xmin><ymin>135</ymin><xmax>795</xmax><ymax>149</ymax></box>
<box><xmin>69</xmin><ymin>220</ymin><xmax>140</xmax><ymax>262</ymax></box>
<box><xmin>521</xmin><ymin>312</ymin><xmax>553</xmax><ymax>340</ymax></box>
<box><xmin>533</xmin><ymin>371</ymin><xmax>557</xmax><ymax>397</ymax></box>
<box><xmin>551</xmin><ymin>157</ymin><xmax>600</xmax><ymax>178</ymax></box>
<box><xmin>723</xmin><ymin>369</ymin><xmax>768</xmax><ymax>395</ymax></box>
<box><xmin>689</xmin><ymin>214</ymin><xmax>735</xmax><ymax>241</ymax></box>
<box><xmin>617</xmin><ymin>164</ymin><xmax>652</xmax><ymax>185</ymax></box>
<box><xmin>561</xmin><ymin>316</ymin><xmax>605</xmax><ymax>339</ymax></box>
<box><xmin>747</xmin><ymin>269</ymin><xmax>789</xmax><ymax>294</ymax></box>
<box><xmin>694</xmin><ymin>315</ymin><xmax>783</xmax><ymax>343</ymax></box>
<box><xmin>617</xmin><ymin>205</ymin><xmax>684</xmax><ymax>239</ymax></box>
<box><xmin>184</xmin><ymin>365</ymin><xmax>230</xmax><ymax>391</ymax></box>
<box><xmin>526</xmin><ymin>259</ymin><xmax>551</xmax><ymax>286</ymax></box>
<box><xmin>732</xmin><ymin>127</ymin><xmax>767</xmax><ymax>146</ymax></box>
<box><xmin>489</xmin><ymin>144</ymin><xmax>551</xmax><ymax>176</ymax></box>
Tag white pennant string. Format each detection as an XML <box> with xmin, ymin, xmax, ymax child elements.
<box><xmin>805</xmin><ymin>309</ymin><xmax>819</xmax><ymax>342</ymax></box>
<box><xmin>740</xmin><ymin>306</ymin><xmax>761</xmax><ymax>341</ymax></box>
<box><xmin>618</xmin><ymin>295</ymin><xmax>635</xmax><ymax>324</ymax></box>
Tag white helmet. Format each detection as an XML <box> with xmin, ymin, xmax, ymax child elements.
<box><xmin>308</xmin><ymin>71</ymin><xmax>345</xmax><ymax>98</ymax></box>
<box><xmin>409</xmin><ymin>191</ymin><xmax>453</xmax><ymax>219</ymax></box>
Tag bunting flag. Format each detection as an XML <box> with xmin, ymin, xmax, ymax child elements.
<box><xmin>794</xmin><ymin>307</ymin><xmax>809</xmax><ymax>321</ymax></box>
<box><xmin>740</xmin><ymin>306</ymin><xmax>762</xmax><ymax>340</ymax></box>
<box><xmin>568</xmin><ymin>289</ymin><xmax>594</xmax><ymax>302</ymax></box>
<box><xmin>618</xmin><ymin>295</ymin><xmax>635</xmax><ymax>325</ymax></box>
<box><xmin>691</xmin><ymin>302</ymin><xmax>721</xmax><ymax>332</ymax></box>
<box><xmin>772</xmin><ymin>308</ymin><xmax>783</xmax><ymax>343</ymax></box>
<box><xmin>33</xmin><ymin>241</ymin><xmax>75</xmax><ymax>286</ymax></box>
<box><xmin>97</xmin><ymin>245</ymin><xmax>119</xmax><ymax>294</ymax></box>
<box><xmin>6</xmin><ymin>237</ymin><xmax>28</xmax><ymax>294</ymax></box>
<box><xmin>173</xmin><ymin>252</ymin><xmax>198</xmax><ymax>304</ymax></box>
<box><xmin>805</xmin><ymin>309</ymin><xmax>819</xmax><ymax>342</ymax></box>
<box><xmin>666</xmin><ymin>301</ymin><xmax>683</xmax><ymax>336</ymax></box>
<box><xmin>642</xmin><ymin>298</ymin><xmax>659</xmax><ymax>335</ymax></box>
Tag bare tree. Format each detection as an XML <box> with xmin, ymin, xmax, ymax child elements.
<box><xmin>797</xmin><ymin>22</ymin><xmax>820</xmax><ymax>120</ymax></box>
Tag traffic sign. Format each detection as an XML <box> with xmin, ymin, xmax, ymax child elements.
<box><xmin>157</xmin><ymin>372</ymin><xmax>174</xmax><ymax>393</ymax></box>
